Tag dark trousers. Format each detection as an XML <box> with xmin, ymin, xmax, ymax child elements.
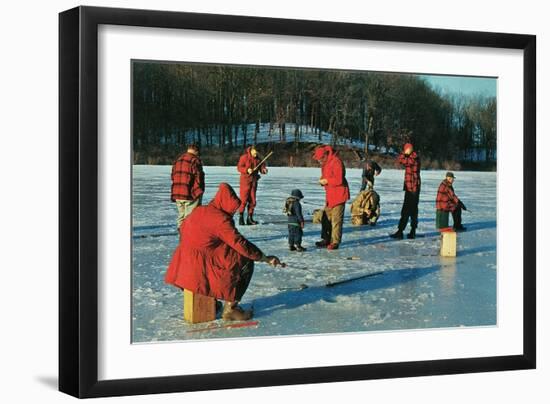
<box><xmin>234</xmin><ymin>261</ymin><xmax>255</xmax><ymax>302</ymax></box>
<box><xmin>288</xmin><ymin>225</ymin><xmax>303</xmax><ymax>246</ymax></box>
<box><xmin>398</xmin><ymin>191</ymin><xmax>420</xmax><ymax>231</ymax></box>
<box><xmin>452</xmin><ymin>206</ymin><xmax>463</xmax><ymax>228</ymax></box>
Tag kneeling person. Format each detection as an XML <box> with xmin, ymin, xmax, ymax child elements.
<box><xmin>165</xmin><ymin>183</ymin><xmax>283</xmax><ymax>321</ymax></box>
<box><xmin>351</xmin><ymin>188</ymin><xmax>380</xmax><ymax>226</ymax></box>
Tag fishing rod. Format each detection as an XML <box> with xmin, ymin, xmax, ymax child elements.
<box><xmin>277</xmin><ymin>270</ymin><xmax>384</xmax><ymax>291</ymax></box>
<box><xmin>249</xmin><ymin>150</ymin><xmax>274</xmax><ymax>175</ymax></box>
<box><xmin>325</xmin><ymin>271</ymin><xmax>383</xmax><ymax>287</ymax></box>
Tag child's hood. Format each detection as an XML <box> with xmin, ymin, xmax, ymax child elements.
<box><xmin>290</xmin><ymin>189</ymin><xmax>304</xmax><ymax>199</ymax></box>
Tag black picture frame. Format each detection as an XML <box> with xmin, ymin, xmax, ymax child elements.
<box><xmin>59</xmin><ymin>5</ymin><xmax>536</xmax><ymax>399</ymax></box>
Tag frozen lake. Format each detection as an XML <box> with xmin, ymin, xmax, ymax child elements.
<box><xmin>132</xmin><ymin>166</ymin><xmax>497</xmax><ymax>343</ymax></box>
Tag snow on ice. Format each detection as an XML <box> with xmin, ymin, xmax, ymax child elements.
<box><xmin>132</xmin><ymin>166</ymin><xmax>496</xmax><ymax>343</ymax></box>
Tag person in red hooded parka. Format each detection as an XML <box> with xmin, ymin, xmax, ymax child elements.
<box><xmin>237</xmin><ymin>145</ymin><xmax>268</xmax><ymax>226</ymax></box>
<box><xmin>165</xmin><ymin>182</ymin><xmax>282</xmax><ymax>321</ymax></box>
<box><xmin>312</xmin><ymin>145</ymin><xmax>350</xmax><ymax>250</ymax></box>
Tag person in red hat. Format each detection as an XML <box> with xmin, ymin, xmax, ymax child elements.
<box><xmin>170</xmin><ymin>144</ymin><xmax>205</xmax><ymax>229</ymax></box>
<box><xmin>390</xmin><ymin>142</ymin><xmax>421</xmax><ymax>239</ymax></box>
<box><xmin>165</xmin><ymin>183</ymin><xmax>283</xmax><ymax>321</ymax></box>
<box><xmin>312</xmin><ymin>145</ymin><xmax>350</xmax><ymax>250</ymax></box>
<box><xmin>237</xmin><ymin>145</ymin><xmax>268</xmax><ymax>225</ymax></box>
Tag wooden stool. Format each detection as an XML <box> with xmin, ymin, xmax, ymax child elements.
<box><xmin>183</xmin><ymin>289</ymin><xmax>216</xmax><ymax>323</ymax></box>
<box><xmin>440</xmin><ymin>227</ymin><xmax>457</xmax><ymax>257</ymax></box>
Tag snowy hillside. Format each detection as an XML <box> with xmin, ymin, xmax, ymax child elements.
<box><xmin>132</xmin><ymin>166</ymin><xmax>496</xmax><ymax>343</ymax></box>
<box><xmin>174</xmin><ymin>122</ymin><xmax>396</xmax><ymax>154</ymax></box>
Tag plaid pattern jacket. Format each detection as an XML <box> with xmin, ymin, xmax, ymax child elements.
<box><xmin>436</xmin><ymin>179</ymin><xmax>460</xmax><ymax>211</ymax></box>
<box><xmin>397</xmin><ymin>152</ymin><xmax>421</xmax><ymax>193</ymax></box>
<box><xmin>171</xmin><ymin>152</ymin><xmax>205</xmax><ymax>202</ymax></box>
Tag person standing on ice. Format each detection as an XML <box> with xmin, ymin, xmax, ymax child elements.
<box><xmin>360</xmin><ymin>160</ymin><xmax>382</xmax><ymax>191</ymax></box>
<box><xmin>390</xmin><ymin>142</ymin><xmax>421</xmax><ymax>240</ymax></box>
<box><xmin>435</xmin><ymin>172</ymin><xmax>467</xmax><ymax>232</ymax></box>
<box><xmin>170</xmin><ymin>144</ymin><xmax>205</xmax><ymax>229</ymax></box>
<box><xmin>165</xmin><ymin>183</ymin><xmax>283</xmax><ymax>321</ymax></box>
<box><xmin>284</xmin><ymin>189</ymin><xmax>306</xmax><ymax>252</ymax></box>
<box><xmin>312</xmin><ymin>145</ymin><xmax>350</xmax><ymax>250</ymax></box>
<box><xmin>237</xmin><ymin>145</ymin><xmax>268</xmax><ymax>226</ymax></box>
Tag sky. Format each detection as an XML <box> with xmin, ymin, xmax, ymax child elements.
<box><xmin>420</xmin><ymin>75</ymin><xmax>497</xmax><ymax>98</ymax></box>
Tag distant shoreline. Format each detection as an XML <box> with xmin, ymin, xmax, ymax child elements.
<box><xmin>133</xmin><ymin>164</ymin><xmax>497</xmax><ymax>172</ymax></box>
<box><xmin>133</xmin><ymin>143</ymin><xmax>496</xmax><ymax>172</ymax></box>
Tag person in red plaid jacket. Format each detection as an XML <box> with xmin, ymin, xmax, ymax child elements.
<box><xmin>171</xmin><ymin>144</ymin><xmax>205</xmax><ymax>229</ymax></box>
<box><xmin>435</xmin><ymin>172</ymin><xmax>467</xmax><ymax>231</ymax></box>
<box><xmin>391</xmin><ymin>143</ymin><xmax>421</xmax><ymax>240</ymax></box>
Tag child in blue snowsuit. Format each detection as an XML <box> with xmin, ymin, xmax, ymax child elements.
<box><xmin>284</xmin><ymin>189</ymin><xmax>306</xmax><ymax>252</ymax></box>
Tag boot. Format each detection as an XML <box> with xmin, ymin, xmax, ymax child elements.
<box><xmin>454</xmin><ymin>225</ymin><xmax>467</xmax><ymax>232</ymax></box>
<box><xmin>247</xmin><ymin>214</ymin><xmax>258</xmax><ymax>225</ymax></box>
<box><xmin>390</xmin><ymin>230</ymin><xmax>404</xmax><ymax>239</ymax></box>
<box><xmin>289</xmin><ymin>245</ymin><xmax>297</xmax><ymax>251</ymax></box>
<box><xmin>215</xmin><ymin>299</ymin><xmax>223</xmax><ymax>314</ymax></box>
<box><xmin>295</xmin><ymin>245</ymin><xmax>307</xmax><ymax>252</ymax></box>
<box><xmin>327</xmin><ymin>243</ymin><xmax>339</xmax><ymax>250</ymax></box>
<box><xmin>407</xmin><ymin>228</ymin><xmax>416</xmax><ymax>239</ymax></box>
<box><xmin>315</xmin><ymin>239</ymin><xmax>329</xmax><ymax>248</ymax></box>
<box><xmin>238</xmin><ymin>213</ymin><xmax>245</xmax><ymax>226</ymax></box>
<box><xmin>222</xmin><ymin>301</ymin><xmax>253</xmax><ymax>321</ymax></box>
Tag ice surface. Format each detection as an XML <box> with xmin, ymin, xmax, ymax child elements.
<box><xmin>132</xmin><ymin>166</ymin><xmax>496</xmax><ymax>342</ymax></box>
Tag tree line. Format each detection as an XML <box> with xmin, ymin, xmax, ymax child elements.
<box><xmin>133</xmin><ymin>62</ymin><xmax>496</xmax><ymax>162</ymax></box>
